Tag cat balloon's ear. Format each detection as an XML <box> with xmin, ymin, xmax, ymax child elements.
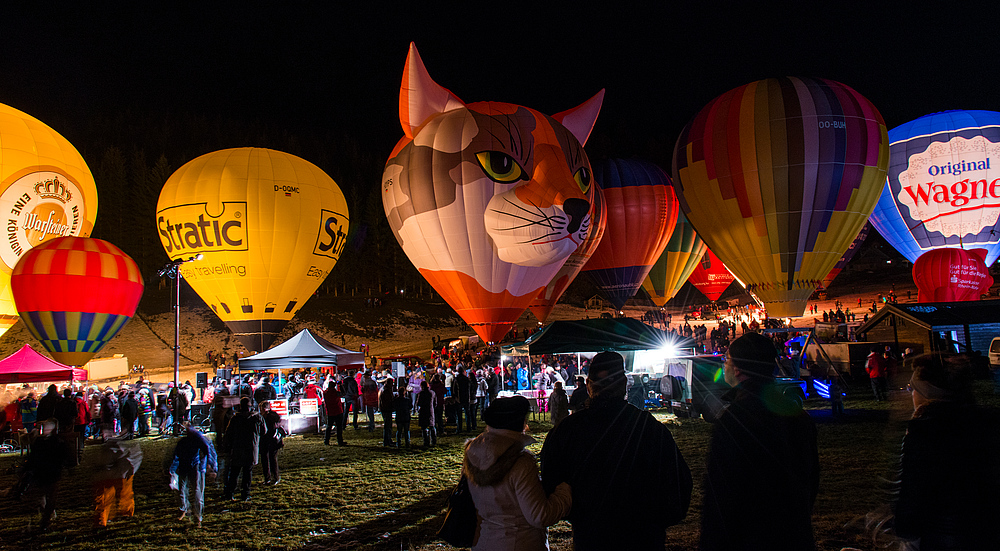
<box><xmin>552</xmin><ymin>89</ymin><xmax>605</xmax><ymax>146</ymax></box>
<box><xmin>399</xmin><ymin>42</ymin><xmax>466</xmax><ymax>139</ymax></box>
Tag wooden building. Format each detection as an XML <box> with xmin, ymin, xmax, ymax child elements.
<box><xmin>856</xmin><ymin>301</ymin><xmax>1000</xmax><ymax>357</ymax></box>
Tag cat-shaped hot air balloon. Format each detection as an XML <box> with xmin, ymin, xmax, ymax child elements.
<box><xmin>382</xmin><ymin>43</ymin><xmax>603</xmax><ymax>342</ymax></box>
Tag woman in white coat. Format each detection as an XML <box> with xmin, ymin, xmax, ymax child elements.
<box><xmin>463</xmin><ymin>396</ymin><xmax>571</xmax><ymax>551</ymax></box>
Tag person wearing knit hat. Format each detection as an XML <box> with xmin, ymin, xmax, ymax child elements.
<box><xmin>700</xmin><ymin>331</ymin><xmax>819</xmax><ymax>551</ymax></box>
<box><xmin>540</xmin><ymin>351</ymin><xmax>691</xmax><ymax>550</ymax></box>
<box><xmin>462</xmin><ymin>396</ymin><xmax>570</xmax><ymax>550</ymax></box>
<box><xmin>894</xmin><ymin>353</ymin><xmax>1000</xmax><ymax>548</ymax></box>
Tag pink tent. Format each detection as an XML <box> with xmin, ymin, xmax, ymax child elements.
<box><xmin>0</xmin><ymin>344</ymin><xmax>88</xmax><ymax>383</ymax></box>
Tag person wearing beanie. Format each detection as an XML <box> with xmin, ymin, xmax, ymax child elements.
<box><xmin>700</xmin><ymin>331</ymin><xmax>819</xmax><ymax>551</ymax></box>
<box><xmin>894</xmin><ymin>353</ymin><xmax>1000</xmax><ymax>549</ymax></box>
<box><xmin>540</xmin><ymin>351</ymin><xmax>692</xmax><ymax>550</ymax></box>
<box><xmin>463</xmin><ymin>396</ymin><xmax>571</xmax><ymax>550</ymax></box>
<box><xmin>221</xmin><ymin>396</ymin><xmax>265</xmax><ymax>502</ymax></box>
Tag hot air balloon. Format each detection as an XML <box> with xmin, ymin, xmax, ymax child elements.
<box><xmin>912</xmin><ymin>248</ymin><xmax>992</xmax><ymax>302</ymax></box>
<box><xmin>822</xmin><ymin>222</ymin><xmax>871</xmax><ymax>289</ymax></box>
<box><xmin>673</xmin><ymin>77</ymin><xmax>890</xmax><ymax>318</ymax></box>
<box><xmin>381</xmin><ymin>43</ymin><xmax>603</xmax><ymax>343</ymax></box>
<box><xmin>870</xmin><ymin>110</ymin><xmax>1000</xmax><ymax>267</ymax></box>
<box><xmin>10</xmin><ymin>237</ymin><xmax>142</xmax><ymax>366</ymax></box>
<box><xmin>0</xmin><ymin>103</ymin><xmax>99</xmax><ymax>339</ymax></box>
<box><xmin>156</xmin><ymin>148</ymin><xmax>350</xmax><ymax>352</ymax></box>
<box><xmin>688</xmin><ymin>249</ymin><xmax>736</xmax><ymax>302</ymax></box>
<box><xmin>641</xmin><ymin>209</ymin><xmax>707</xmax><ymax>306</ymax></box>
<box><xmin>581</xmin><ymin>159</ymin><xmax>678</xmax><ymax>310</ymax></box>
<box><xmin>528</xmin><ymin>182</ymin><xmax>608</xmax><ymax>323</ymax></box>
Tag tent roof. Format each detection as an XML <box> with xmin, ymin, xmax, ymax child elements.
<box><xmin>502</xmin><ymin>318</ymin><xmax>689</xmax><ymax>356</ymax></box>
<box><xmin>0</xmin><ymin>344</ymin><xmax>88</xmax><ymax>383</ymax></box>
<box><xmin>239</xmin><ymin>329</ymin><xmax>365</xmax><ymax>370</ymax></box>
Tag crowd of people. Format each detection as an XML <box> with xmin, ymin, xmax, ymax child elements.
<box><xmin>2</xmin><ymin>323</ymin><xmax>997</xmax><ymax>548</ymax></box>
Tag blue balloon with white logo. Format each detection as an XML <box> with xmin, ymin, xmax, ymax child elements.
<box><xmin>870</xmin><ymin>110</ymin><xmax>1000</xmax><ymax>266</ymax></box>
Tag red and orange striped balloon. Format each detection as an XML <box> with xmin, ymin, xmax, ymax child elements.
<box><xmin>11</xmin><ymin>236</ymin><xmax>143</xmax><ymax>366</ymax></box>
<box><xmin>673</xmin><ymin>78</ymin><xmax>889</xmax><ymax>317</ymax></box>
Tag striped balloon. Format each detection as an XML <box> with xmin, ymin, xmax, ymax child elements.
<box><xmin>641</xmin><ymin>209</ymin><xmax>706</xmax><ymax>306</ymax></box>
<box><xmin>582</xmin><ymin>159</ymin><xmax>678</xmax><ymax>310</ymax></box>
<box><xmin>673</xmin><ymin>77</ymin><xmax>889</xmax><ymax>317</ymax></box>
<box><xmin>11</xmin><ymin>237</ymin><xmax>143</xmax><ymax>366</ymax></box>
<box><xmin>822</xmin><ymin>222</ymin><xmax>871</xmax><ymax>289</ymax></box>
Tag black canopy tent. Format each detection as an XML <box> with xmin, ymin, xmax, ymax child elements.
<box><xmin>238</xmin><ymin>328</ymin><xmax>365</xmax><ymax>374</ymax></box>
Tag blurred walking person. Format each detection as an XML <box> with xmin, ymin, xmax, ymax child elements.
<box><xmin>169</xmin><ymin>423</ymin><xmax>218</xmax><ymax>528</ymax></box>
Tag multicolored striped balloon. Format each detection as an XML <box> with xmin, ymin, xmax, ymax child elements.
<box><xmin>870</xmin><ymin>110</ymin><xmax>1000</xmax><ymax>266</ymax></box>
<box><xmin>11</xmin><ymin>237</ymin><xmax>143</xmax><ymax>366</ymax></box>
<box><xmin>641</xmin><ymin>209</ymin><xmax>706</xmax><ymax>307</ymax></box>
<box><xmin>673</xmin><ymin>77</ymin><xmax>889</xmax><ymax>317</ymax></box>
<box><xmin>582</xmin><ymin>158</ymin><xmax>678</xmax><ymax>310</ymax></box>
<box><xmin>822</xmin><ymin>222</ymin><xmax>871</xmax><ymax>289</ymax></box>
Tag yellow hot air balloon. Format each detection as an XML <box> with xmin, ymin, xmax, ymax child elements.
<box><xmin>0</xmin><ymin>102</ymin><xmax>99</xmax><ymax>338</ymax></box>
<box><xmin>156</xmin><ymin>148</ymin><xmax>349</xmax><ymax>352</ymax></box>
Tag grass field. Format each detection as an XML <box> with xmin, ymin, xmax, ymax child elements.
<box><xmin>1</xmin><ymin>381</ymin><xmax>995</xmax><ymax>551</ymax></box>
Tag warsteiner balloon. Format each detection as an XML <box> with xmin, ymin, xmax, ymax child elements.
<box><xmin>673</xmin><ymin>77</ymin><xmax>889</xmax><ymax>317</ymax></box>
<box><xmin>11</xmin><ymin>237</ymin><xmax>142</xmax><ymax>366</ymax></box>
<box><xmin>156</xmin><ymin>148</ymin><xmax>350</xmax><ymax>352</ymax></box>
<box><xmin>688</xmin><ymin>249</ymin><xmax>736</xmax><ymax>302</ymax></box>
<box><xmin>382</xmin><ymin>44</ymin><xmax>602</xmax><ymax>343</ymax></box>
<box><xmin>0</xmin><ymin>103</ymin><xmax>99</xmax><ymax>339</ymax></box>
<box><xmin>871</xmin><ymin>110</ymin><xmax>1000</xmax><ymax>266</ymax></box>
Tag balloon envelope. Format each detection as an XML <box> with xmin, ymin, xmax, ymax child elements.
<box><xmin>156</xmin><ymin>148</ymin><xmax>350</xmax><ymax>352</ymax></box>
<box><xmin>673</xmin><ymin>77</ymin><xmax>889</xmax><ymax>317</ymax></box>
<box><xmin>822</xmin><ymin>222</ymin><xmax>871</xmax><ymax>289</ymax></box>
<box><xmin>871</xmin><ymin>110</ymin><xmax>1000</xmax><ymax>267</ymax></box>
<box><xmin>382</xmin><ymin>44</ymin><xmax>602</xmax><ymax>343</ymax></box>
<box><xmin>688</xmin><ymin>249</ymin><xmax>736</xmax><ymax>302</ymax></box>
<box><xmin>529</xmin><ymin>182</ymin><xmax>608</xmax><ymax>323</ymax></box>
<box><xmin>641</xmin><ymin>209</ymin><xmax>706</xmax><ymax>306</ymax></box>
<box><xmin>0</xmin><ymin>103</ymin><xmax>99</xmax><ymax>339</ymax></box>
<box><xmin>912</xmin><ymin>247</ymin><xmax>992</xmax><ymax>302</ymax></box>
<box><xmin>11</xmin><ymin>237</ymin><xmax>142</xmax><ymax>366</ymax></box>
<box><xmin>582</xmin><ymin>158</ymin><xmax>678</xmax><ymax>310</ymax></box>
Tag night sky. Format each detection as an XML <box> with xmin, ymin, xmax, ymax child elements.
<box><xmin>4</xmin><ymin>4</ymin><xmax>999</xmax><ymax>168</ymax></box>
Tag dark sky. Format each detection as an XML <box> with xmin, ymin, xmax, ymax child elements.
<box><xmin>2</xmin><ymin>3</ymin><xmax>999</xmax><ymax>167</ymax></box>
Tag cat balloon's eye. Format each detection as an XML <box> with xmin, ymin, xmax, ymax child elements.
<box><xmin>476</xmin><ymin>151</ymin><xmax>525</xmax><ymax>183</ymax></box>
<box><xmin>574</xmin><ymin>167</ymin><xmax>591</xmax><ymax>193</ymax></box>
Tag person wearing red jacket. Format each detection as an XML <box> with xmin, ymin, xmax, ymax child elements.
<box><xmin>360</xmin><ymin>372</ymin><xmax>378</xmax><ymax>432</ymax></box>
<box><xmin>73</xmin><ymin>392</ymin><xmax>90</xmax><ymax>461</ymax></box>
<box><xmin>323</xmin><ymin>377</ymin><xmax>346</xmax><ymax>446</ymax></box>
<box><xmin>866</xmin><ymin>348</ymin><xmax>891</xmax><ymax>401</ymax></box>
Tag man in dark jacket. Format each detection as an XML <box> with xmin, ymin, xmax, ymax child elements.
<box><xmin>341</xmin><ymin>371</ymin><xmax>360</xmax><ymax>429</ymax></box>
<box><xmin>222</xmin><ymin>397</ymin><xmax>265</xmax><ymax>501</ymax></box>
<box><xmin>699</xmin><ymin>332</ymin><xmax>819</xmax><ymax>551</ymax></box>
<box><xmin>452</xmin><ymin>366</ymin><xmax>471</xmax><ymax>433</ymax></box>
<box><xmin>36</xmin><ymin>384</ymin><xmax>61</xmax><ymax>421</ymax></box>
<box><xmin>541</xmin><ymin>351</ymin><xmax>692</xmax><ymax>550</ymax></box>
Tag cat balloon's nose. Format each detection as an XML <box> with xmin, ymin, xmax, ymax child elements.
<box><xmin>563</xmin><ymin>198</ymin><xmax>590</xmax><ymax>234</ymax></box>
